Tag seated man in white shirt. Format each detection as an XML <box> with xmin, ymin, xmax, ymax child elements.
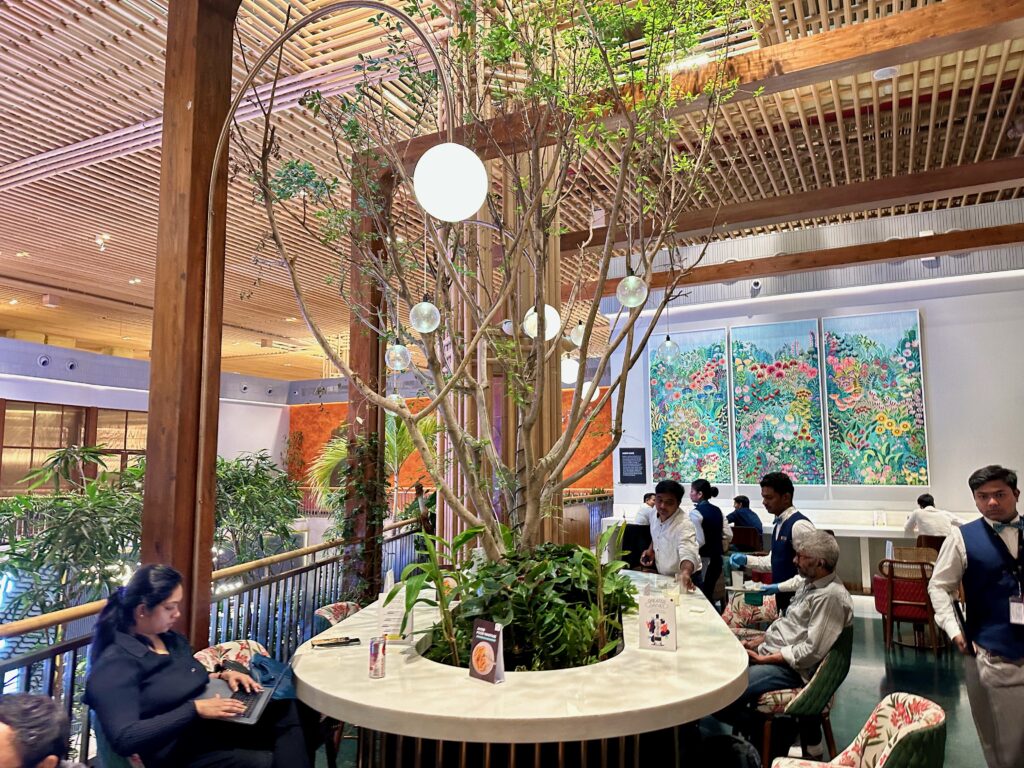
<box><xmin>904</xmin><ymin>493</ymin><xmax>962</xmax><ymax>538</ymax></box>
<box><xmin>715</xmin><ymin>531</ymin><xmax>853</xmax><ymax>752</ymax></box>
<box><xmin>634</xmin><ymin>479</ymin><xmax>701</xmax><ymax>591</ymax></box>
<box><xmin>636</xmin><ymin>492</ymin><xmax>656</xmax><ymax>518</ymax></box>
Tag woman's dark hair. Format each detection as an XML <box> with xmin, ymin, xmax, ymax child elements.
<box><xmin>968</xmin><ymin>465</ymin><xmax>1018</xmax><ymax>493</ymax></box>
<box><xmin>0</xmin><ymin>693</ymin><xmax>70</xmax><ymax>765</ymax></box>
<box><xmin>654</xmin><ymin>479</ymin><xmax>685</xmax><ymax>503</ymax></box>
<box><xmin>691</xmin><ymin>478</ymin><xmax>718</xmax><ymax>500</ymax></box>
<box><xmin>734</xmin><ymin>495</ymin><xmax>750</xmax><ymax>507</ymax></box>
<box><xmin>90</xmin><ymin>564</ymin><xmax>183</xmax><ymax>663</ymax></box>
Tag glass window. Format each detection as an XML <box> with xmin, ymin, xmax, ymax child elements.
<box><xmin>125</xmin><ymin>411</ymin><xmax>148</xmax><ymax>451</ymax></box>
<box><xmin>3</xmin><ymin>403</ymin><xmax>34</xmax><ymax>447</ymax></box>
<box><xmin>60</xmin><ymin>406</ymin><xmax>86</xmax><ymax>447</ymax></box>
<box><xmin>97</xmin><ymin>410</ymin><xmax>128</xmax><ymax>451</ymax></box>
<box><xmin>32</xmin><ymin>404</ymin><xmax>62</xmax><ymax>447</ymax></box>
<box><xmin>0</xmin><ymin>447</ymin><xmax>31</xmax><ymax>496</ymax></box>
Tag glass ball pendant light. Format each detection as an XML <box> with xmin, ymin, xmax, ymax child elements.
<box><xmin>522</xmin><ymin>304</ymin><xmax>561</xmax><ymax>341</ymax></box>
<box><xmin>583</xmin><ymin>380</ymin><xmax>601</xmax><ymax>405</ymax></box>
<box><xmin>616</xmin><ymin>273</ymin><xmax>649</xmax><ymax>308</ymax></box>
<box><xmin>413</xmin><ymin>143</ymin><xmax>489</xmax><ymax>222</ymax></box>
<box><xmin>409</xmin><ymin>297</ymin><xmax>441</xmax><ymax>334</ymax></box>
<box><xmin>569</xmin><ymin>321</ymin><xmax>585</xmax><ymax>347</ymax></box>
<box><xmin>560</xmin><ymin>355</ymin><xmax>580</xmax><ymax>384</ymax></box>
<box><xmin>385</xmin><ymin>344</ymin><xmax>412</xmax><ymax>371</ymax></box>
<box><xmin>659</xmin><ymin>334</ymin><xmax>680</xmax><ymax>362</ymax></box>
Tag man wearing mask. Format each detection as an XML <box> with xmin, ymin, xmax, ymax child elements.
<box><xmin>929</xmin><ymin>465</ymin><xmax>1024</xmax><ymax>768</ymax></box>
<box><xmin>729</xmin><ymin>472</ymin><xmax>815</xmax><ymax>613</ymax></box>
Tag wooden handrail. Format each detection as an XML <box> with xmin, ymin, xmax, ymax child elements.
<box><xmin>210</xmin><ymin>536</ymin><xmax>351</xmax><ymax>579</ymax></box>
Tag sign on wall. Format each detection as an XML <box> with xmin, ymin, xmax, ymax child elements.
<box><xmin>648</xmin><ymin>329</ymin><xmax>732</xmax><ymax>484</ymax></box>
<box><xmin>731</xmin><ymin>320</ymin><xmax>826</xmax><ymax>485</ymax></box>
<box><xmin>618</xmin><ymin>447</ymin><xmax>648</xmax><ymax>485</ymax></box>
<box><xmin>823</xmin><ymin>311</ymin><xmax>929</xmax><ymax>486</ymax></box>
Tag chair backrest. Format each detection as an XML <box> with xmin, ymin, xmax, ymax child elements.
<box><xmin>785</xmin><ymin>624</ymin><xmax>854</xmax><ymax>717</ymax></box>
<box><xmin>94</xmin><ymin>720</ymin><xmax>144</xmax><ymax>768</ymax></box>
<box><xmin>874</xmin><ymin>560</ymin><xmax>933</xmax><ymax>621</ymax></box>
<box><xmin>915</xmin><ymin>535</ymin><xmax>945</xmax><ymax>554</ymax></box>
<box><xmin>731</xmin><ymin>526</ymin><xmax>762</xmax><ymax>553</ymax></box>
<box><xmin>893</xmin><ymin>546</ymin><xmax>937</xmax><ymax>565</ymax></box>
<box><xmin>840</xmin><ymin>693</ymin><xmax>946</xmax><ymax>768</ymax></box>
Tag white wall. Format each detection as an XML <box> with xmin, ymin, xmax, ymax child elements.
<box><xmin>611</xmin><ymin>272</ymin><xmax>1024</xmax><ymax>517</ymax></box>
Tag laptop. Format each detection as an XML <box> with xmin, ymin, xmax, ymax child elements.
<box><xmin>197</xmin><ymin>676</ymin><xmax>279</xmax><ymax>725</ymax></box>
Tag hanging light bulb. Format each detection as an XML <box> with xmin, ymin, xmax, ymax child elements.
<box><xmin>560</xmin><ymin>356</ymin><xmax>580</xmax><ymax>384</ymax></box>
<box><xmin>501</xmin><ymin>319</ymin><xmax>514</xmax><ymax>336</ymax></box>
<box><xmin>522</xmin><ymin>304</ymin><xmax>561</xmax><ymax>341</ymax></box>
<box><xmin>409</xmin><ymin>297</ymin><xmax>441</xmax><ymax>334</ymax></box>
<box><xmin>583</xmin><ymin>380</ymin><xmax>601</xmax><ymax>405</ymax></box>
<box><xmin>616</xmin><ymin>273</ymin><xmax>649</xmax><ymax>308</ymax></box>
<box><xmin>659</xmin><ymin>334</ymin><xmax>680</xmax><ymax>362</ymax></box>
<box><xmin>385</xmin><ymin>344</ymin><xmax>412</xmax><ymax>371</ymax></box>
<box><xmin>569</xmin><ymin>321</ymin><xmax>585</xmax><ymax>347</ymax></box>
<box><xmin>387</xmin><ymin>393</ymin><xmax>406</xmax><ymax>407</ymax></box>
<box><xmin>413</xmin><ymin>143</ymin><xmax>489</xmax><ymax>222</ymax></box>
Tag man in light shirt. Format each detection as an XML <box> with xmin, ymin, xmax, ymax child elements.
<box><xmin>635</xmin><ymin>479</ymin><xmax>701</xmax><ymax>591</ymax></box>
<box><xmin>904</xmin><ymin>493</ymin><xmax>962</xmax><ymax>538</ymax></box>
<box><xmin>928</xmin><ymin>465</ymin><xmax>1024</xmax><ymax>768</ymax></box>
<box><xmin>728</xmin><ymin>472</ymin><xmax>815</xmax><ymax>614</ymax></box>
<box><xmin>637</xmin><ymin>492</ymin><xmax>656</xmax><ymax>518</ymax></box>
<box><xmin>715</xmin><ymin>531</ymin><xmax>853</xmax><ymax>750</ymax></box>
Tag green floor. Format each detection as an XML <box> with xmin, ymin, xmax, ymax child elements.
<box><xmin>315</xmin><ymin>617</ymin><xmax>984</xmax><ymax>767</ymax></box>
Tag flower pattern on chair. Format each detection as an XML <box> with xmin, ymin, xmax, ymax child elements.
<box><xmin>770</xmin><ymin>693</ymin><xmax>945</xmax><ymax>768</ymax></box>
<box><xmin>756</xmin><ymin>688</ymin><xmax>834</xmax><ymax>716</ymax></box>
<box><xmin>315</xmin><ymin>601</ymin><xmax>362</xmax><ymax>626</ymax></box>
<box><xmin>193</xmin><ymin>639</ymin><xmax>270</xmax><ymax>672</ymax></box>
<box><xmin>722</xmin><ymin>590</ymin><xmax>779</xmax><ymax>630</ymax></box>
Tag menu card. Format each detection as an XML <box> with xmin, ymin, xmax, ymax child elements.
<box><xmin>469</xmin><ymin>619</ymin><xmax>505</xmax><ymax>684</ymax></box>
<box><xmin>638</xmin><ymin>595</ymin><xmax>677</xmax><ymax>652</ymax></box>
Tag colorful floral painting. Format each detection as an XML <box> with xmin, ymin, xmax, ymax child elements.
<box><xmin>823</xmin><ymin>311</ymin><xmax>928</xmax><ymax>485</ymax></box>
<box><xmin>649</xmin><ymin>329</ymin><xmax>731</xmax><ymax>484</ymax></box>
<box><xmin>731</xmin><ymin>320</ymin><xmax>826</xmax><ymax>485</ymax></box>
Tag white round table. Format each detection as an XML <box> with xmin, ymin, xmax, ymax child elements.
<box><xmin>292</xmin><ymin>574</ymin><xmax>748</xmax><ymax>746</ymax></box>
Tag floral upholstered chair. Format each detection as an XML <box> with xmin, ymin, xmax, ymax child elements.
<box><xmin>771</xmin><ymin>693</ymin><xmax>946</xmax><ymax>768</ymax></box>
<box><xmin>193</xmin><ymin>638</ymin><xmax>270</xmax><ymax>672</ymax></box>
<box><xmin>722</xmin><ymin>589</ymin><xmax>779</xmax><ymax>640</ymax></box>
<box><xmin>314</xmin><ymin>600</ymin><xmax>362</xmax><ymax>635</ymax></box>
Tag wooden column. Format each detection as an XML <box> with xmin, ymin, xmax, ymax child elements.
<box><xmin>142</xmin><ymin>0</ymin><xmax>240</xmax><ymax>647</ymax></box>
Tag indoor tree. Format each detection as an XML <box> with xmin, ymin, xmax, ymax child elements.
<box><xmin>231</xmin><ymin>0</ymin><xmax>764</xmax><ymax>560</ymax></box>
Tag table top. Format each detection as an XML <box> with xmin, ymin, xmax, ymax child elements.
<box><xmin>291</xmin><ymin>574</ymin><xmax>748</xmax><ymax>743</ymax></box>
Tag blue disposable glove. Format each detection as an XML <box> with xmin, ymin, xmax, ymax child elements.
<box><xmin>761</xmin><ymin>584</ymin><xmax>780</xmax><ymax>596</ymax></box>
<box><xmin>728</xmin><ymin>553</ymin><xmax>747</xmax><ymax>569</ymax></box>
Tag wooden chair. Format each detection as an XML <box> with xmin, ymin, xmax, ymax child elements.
<box><xmin>755</xmin><ymin>625</ymin><xmax>854</xmax><ymax>766</ymax></box>
<box><xmin>731</xmin><ymin>526</ymin><xmax>763</xmax><ymax>552</ymax></box>
<box><xmin>916</xmin><ymin>534</ymin><xmax>946</xmax><ymax>554</ymax></box>
<box><xmin>770</xmin><ymin>693</ymin><xmax>946</xmax><ymax>768</ymax></box>
<box><xmin>873</xmin><ymin>559</ymin><xmax>941</xmax><ymax>652</ymax></box>
<box><xmin>893</xmin><ymin>546</ymin><xmax>937</xmax><ymax>566</ymax></box>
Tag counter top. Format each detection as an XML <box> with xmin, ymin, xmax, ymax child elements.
<box><xmin>292</xmin><ymin>575</ymin><xmax>748</xmax><ymax>744</ymax></box>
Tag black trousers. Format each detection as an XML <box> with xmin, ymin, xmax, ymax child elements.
<box><xmin>700</xmin><ymin>555</ymin><xmax>723</xmax><ymax>608</ymax></box>
<box><xmin>163</xmin><ymin>699</ymin><xmax>317</xmax><ymax>768</ymax></box>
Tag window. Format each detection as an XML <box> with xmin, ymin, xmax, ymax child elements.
<box><xmin>96</xmin><ymin>408</ymin><xmax>148</xmax><ymax>471</ymax></box>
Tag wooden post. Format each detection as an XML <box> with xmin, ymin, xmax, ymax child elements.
<box><xmin>142</xmin><ymin>0</ymin><xmax>240</xmax><ymax>647</ymax></box>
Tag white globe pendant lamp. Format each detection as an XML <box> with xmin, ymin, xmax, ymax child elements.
<box><xmin>409</xmin><ymin>297</ymin><xmax>441</xmax><ymax>334</ymax></box>
<box><xmin>559</xmin><ymin>356</ymin><xmax>580</xmax><ymax>384</ymax></box>
<box><xmin>413</xmin><ymin>143</ymin><xmax>489</xmax><ymax>222</ymax></box>
<box><xmin>616</xmin><ymin>272</ymin><xmax>649</xmax><ymax>308</ymax></box>
<box><xmin>583</xmin><ymin>380</ymin><xmax>601</xmax><ymax>405</ymax></box>
<box><xmin>522</xmin><ymin>304</ymin><xmax>561</xmax><ymax>341</ymax></box>
<box><xmin>569</xmin><ymin>321</ymin><xmax>585</xmax><ymax>347</ymax></box>
<box><xmin>385</xmin><ymin>343</ymin><xmax>412</xmax><ymax>371</ymax></box>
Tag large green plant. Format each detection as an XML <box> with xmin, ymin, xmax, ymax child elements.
<box><xmin>214</xmin><ymin>450</ymin><xmax>302</xmax><ymax>565</ymax></box>
<box><xmin>389</xmin><ymin>525</ymin><xmax>635</xmax><ymax>671</ymax></box>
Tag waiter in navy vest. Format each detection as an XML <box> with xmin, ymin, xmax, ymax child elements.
<box><xmin>929</xmin><ymin>465</ymin><xmax>1024</xmax><ymax>768</ymax></box>
<box><xmin>729</xmin><ymin>472</ymin><xmax>816</xmax><ymax>614</ymax></box>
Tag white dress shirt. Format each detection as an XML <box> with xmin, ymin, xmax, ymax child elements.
<box><xmin>688</xmin><ymin>508</ymin><xmax>706</xmax><ymax>548</ymax></box>
<box><xmin>746</xmin><ymin>506</ymin><xmax>815</xmax><ymax>573</ymax></box>
<box><xmin>759</xmin><ymin>572</ymin><xmax>853</xmax><ymax>679</ymax></box>
<box><xmin>928</xmin><ymin>516</ymin><xmax>1020</xmax><ymax>642</ymax></box>
<box><xmin>904</xmin><ymin>506</ymin><xmax>962</xmax><ymax>537</ymax></box>
<box><xmin>635</xmin><ymin>506</ymin><xmax>702</xmax><ymax>577</ymax></box>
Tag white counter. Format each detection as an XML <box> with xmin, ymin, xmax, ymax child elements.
<box><xmin>292</xmin><ymin>577</ymin><xmax>748</xmax><ymax>744</ymax></box>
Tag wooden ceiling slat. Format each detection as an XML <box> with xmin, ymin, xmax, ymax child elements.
<box><xmin>974</xmin><ymin>42</ymin><xmax>1011</xmax><ymax>164</ymax></box>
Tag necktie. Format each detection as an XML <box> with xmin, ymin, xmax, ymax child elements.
<box><xmin>992</xmin><ymin>519</ymin><xmax>1024</xmax><ymax>534</ymax></box>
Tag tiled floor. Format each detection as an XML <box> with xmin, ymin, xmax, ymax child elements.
<box><xmin>316</xmin><ymin>616</ymin><xmax>984</xmax><ymax>767</ymax></box>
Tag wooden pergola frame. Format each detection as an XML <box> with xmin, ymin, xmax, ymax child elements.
<box><xmin>144</xmin><ymin>0</ymin><xmax>1024</xmax><ymax>644</ymax></box>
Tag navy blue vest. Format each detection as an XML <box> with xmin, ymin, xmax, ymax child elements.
<box><xmin>961</xmin><ymin>518</ymin><xmax>1024</xmax><ymax>659</ymax></box>
<box><xmin>697</xmin><ymin>500</ymin><xmax>724</xmax><ymax>558</ymax></box>
<box><xmin>771</xmin><ymin>511</ymin><xmax>809</xmax><ymax>583</ymax></box>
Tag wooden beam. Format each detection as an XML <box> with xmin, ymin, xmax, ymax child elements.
<box><xmin>143</xmin><ymin>0</ymin><xmax>240</xmax><ymax>647</ymax></box>
<box><xmin>560</xmin><ymin>155</ymin><xmax>1024</xmax><ymax>252</ymax></box>
<box><xmin>594</xmin><ymin>223</ymin><xmax>1024</xmax><ymax>298</ymax></box>
<box><xmin>392</xmin><ymin>0</ymin><xmax>1024</xmax><ymax>167</ymax></box>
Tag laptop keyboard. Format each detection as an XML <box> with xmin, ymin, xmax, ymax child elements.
<box><xmin>230</xmin><ymin>688</ymin><xmax>262</xmax><ymax>719</ymax></box>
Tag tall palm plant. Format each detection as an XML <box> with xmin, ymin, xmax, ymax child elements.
<box><xmin>307</xmin><ymin>414</ymin><xmax>441</xmax><ymax>516</ymax></box>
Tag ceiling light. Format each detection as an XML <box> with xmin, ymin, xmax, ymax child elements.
<box><xmin>121</xmin><ymin>335</ymin><xmax>131</xmax><ymax>341</ymax></box>
<box><xmin>413</xmin><ymin>143</ymin><xmax>488</xmax><ymax>222</ymax></box>
<box><xmin>872</xmin><ymin>66</ymin><xmax>899</xmax><ymax>81</ymax></box>
<box><xmin>284</xmin><ymin>316</ymin><xmax>298</xmax><ymax>322</ymax></box>
<box><xmin>8</xmin><ymin>299</ymin><xmax>18</xmax><ymax>305</ymax></box>
<box><xmin>128</xmin><ymin>277</ymin><xmax>142</xmax><ymax>285</ymax></box>
<box><xmin>95</xmin><ymin>233</ymin><xmax>111</xmax><ymax>251</ymax></box>
<box><xmin>41</xmin><ymin>294</ymin><xmax>60</xmax><ymax>308</ymax></box>
<box><xmin>15</xmin><ymin>251</ymin><xmax>29</xmax><ymax>258</ymax></box>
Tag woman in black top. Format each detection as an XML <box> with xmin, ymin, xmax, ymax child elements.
<box><xmin>691</xmin><ymin>478</ymin><xmax>725</xmax><ymax>611</ymax></box>
<box><xmin>84</xmin><ymin>565</ymin><xmax>313</xmax><ymax>768</ymax></box>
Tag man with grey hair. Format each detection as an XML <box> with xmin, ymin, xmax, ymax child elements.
<box><xmin>0</xmin><ymin>693</ymin><xmax>85</xmax><ymax>768</ymax></box>
<box><xmin>715</xmin><ymin>530</ymin><xmax>853</xmax><ymax>754</ymax></box>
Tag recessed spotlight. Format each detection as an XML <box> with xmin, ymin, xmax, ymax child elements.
<box><xmin>128</xmin><ymin>277</ymin><xmax>142</xmax><ymax>285</ymax></box>
<box><xmin>121</xmin><ymin>335</ymin><xmax>131</xmax><ymax>341</ymax></box>
<box><xmin>15</xmin><ymin>251</ymin><xmax>29</xmax><ymax>258</ymax></box>
<box><xmin>872</xmin><ymin>66</ymin><xmax>899</xmax><ymax>81</ymax></box>
<box><xmin>284</xmin><ymin>317</ymin><xmax>298</xmax><ymax>322</ymax></box>
<box><xmin>95</xmin><ymin>233</ymin><xmax>111</xmax><ymax>251</ymax></box>
<box><xmin>8</xmin><ymin>299</ymin><xmax>18</xmax><ymax>305</ymax></box>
